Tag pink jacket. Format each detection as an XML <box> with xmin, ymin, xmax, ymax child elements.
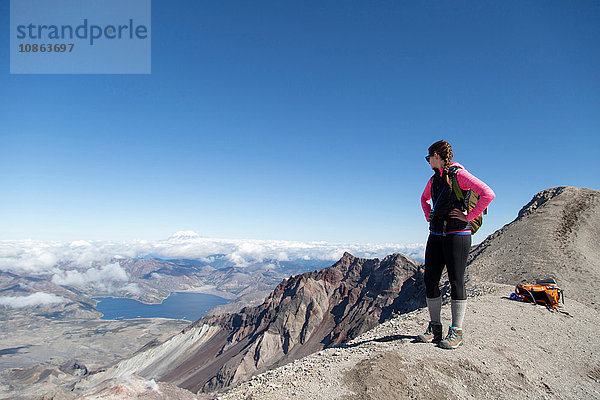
<box><xmin>421</xmin><ymin>162</ymin><xmax>495</xmax><ymax>222</ymax></box>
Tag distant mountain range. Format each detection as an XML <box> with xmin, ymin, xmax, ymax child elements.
<box><xmin>0</xmin><ymin>255</ymin><xmax>334</xmax><ymax>320</ymax></box>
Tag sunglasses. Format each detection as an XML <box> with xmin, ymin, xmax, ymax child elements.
<box><xmin>425</xmin><ymin>155</ymin><xmax>431</xmax><ymax>163</ymax></box>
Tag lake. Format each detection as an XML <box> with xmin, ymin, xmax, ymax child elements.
<box><xmin>95</xmin><ymin>292</ymin><xmax>231</xmax><ymax>321</ymax></box>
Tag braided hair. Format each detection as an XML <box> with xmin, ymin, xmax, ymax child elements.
<box><xmin>428</xmin><ymin>140</ymin><xmax>453</xmax><ymax>187</ymax></box>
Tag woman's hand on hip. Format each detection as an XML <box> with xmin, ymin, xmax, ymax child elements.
<box><xmin>449</xmin><ymin>208</ymin><xmax>468</xmax><ymax>222</ymax></box>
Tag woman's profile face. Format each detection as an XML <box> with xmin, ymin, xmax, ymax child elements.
<box><xmin>429</xmin><ymin>152</ymin><xmax>444</xmax><ymax>170</ymax></box>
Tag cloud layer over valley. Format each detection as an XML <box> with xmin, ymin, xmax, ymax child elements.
<box><xmin>0</xmin><ymin>231</ymin><xmax>424</xmax><ymax>276</ymax></box>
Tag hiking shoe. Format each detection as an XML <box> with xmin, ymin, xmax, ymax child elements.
<box><xmin>439</xmin><ymin>326</ymin><xmax>463</xmax><ymax>349</ymax></box>
<box><xmin>416</xmin><ymin>321</ymin><xmax>443</xmax><ymax>343</ymax></box>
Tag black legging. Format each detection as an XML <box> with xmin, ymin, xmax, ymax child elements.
<box><xmin>424</xmin><ymin>234</ymin><xmax>471</xmax><ymax>300</ymax></box>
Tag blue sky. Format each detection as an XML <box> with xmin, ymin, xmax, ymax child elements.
<box><xmin>1</xmin><ymin>0</ymin><xmax>598</xmax><ymax>246</ymax></box>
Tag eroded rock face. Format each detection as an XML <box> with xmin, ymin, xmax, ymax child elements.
<box><xmin>197</xmin><ymin>253</ymin><xmax>424</xmax><ymax>391</ymax></box>
<box><xmin>173</xmin><ymin>252</ymin><xmax>425</xmax><ymax>393</ymax></box>
<box><xmin>82</xmin><ymin>252</ymin><xmax>424</xmax><ymax>394</ymax></box>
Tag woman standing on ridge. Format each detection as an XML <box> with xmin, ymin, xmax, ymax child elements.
<box><xmin>417</xmin><ymin>140</ymin><xmax>495</xmax><ymax>349</ymax></box>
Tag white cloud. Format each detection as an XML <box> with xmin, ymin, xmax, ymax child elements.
<box><xmin>0</xmin><ymin>241</ymin><xmax>59</xmax><ymax>274</ymax></box>
<box><xmin>122</xmin><ymin>283</ymin><xmax>142</xmax><ymax>295</ymax></box>
<box><xmin>70</xmin><ymin>240</ymin><xmax>92</xmax><ymax>248</ymax></box>
<box><xmin>263</xmin><ymin>263</ymin><xmax>277</xmax><ymax>271</ymax></box>
<box><xmin>52</xmin><ymin>263</ymin><xmax>129</xmax><ymax>287</ymax></box>
<box><xmin>169</xmin><ymin>231</ymin><xmax>201</xmax><ymax>240</ymax></box>
<box><xmin>0</xmin><ymin>292</ymin><xmax>66</xmax><ymax>308</ymax></box>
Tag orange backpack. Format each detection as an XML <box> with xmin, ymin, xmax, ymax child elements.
<box><xmin>511</xmin><ymin>278</ymin><xmax>565</xmax><ymax>309</ymax></box>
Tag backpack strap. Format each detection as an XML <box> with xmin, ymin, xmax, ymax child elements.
<box><xmin>449</xmin><ymin>166</ymin><xmax>467</xmax><ymax>207</ymax></box>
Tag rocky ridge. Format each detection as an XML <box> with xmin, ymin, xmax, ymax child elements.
<box><xmin>467</xmin><ymin>186</ymin><xmax>600</xmax><ymax>309</ymax></box>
